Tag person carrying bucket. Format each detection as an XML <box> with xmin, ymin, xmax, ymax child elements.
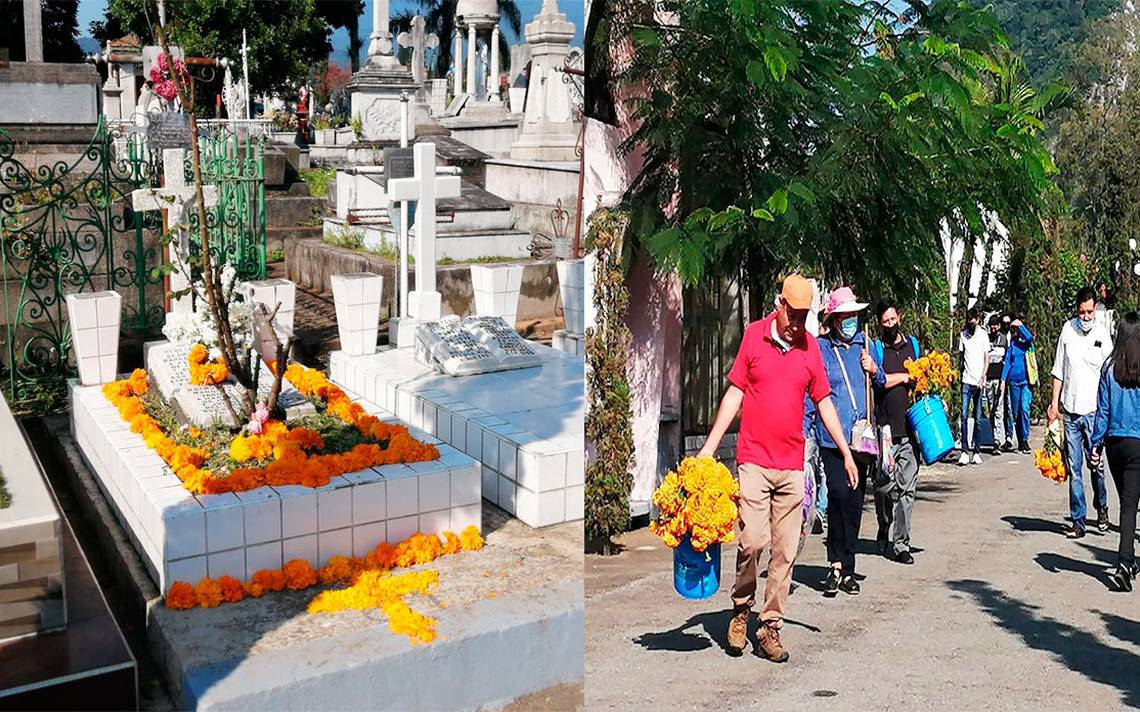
<box><xmin>814</xmin><ymin>287</ymin><xmax>885</xmax><ymax>597</ymax></box>
<box><xmin>697</xmin><ymin>274</ymin><xmax>857</xmax><ymax>663</ymax></box>
<box><xmin>870</xmin><ymin>299</ymin><xmax>922</xmax><ymax>565</ymax></box>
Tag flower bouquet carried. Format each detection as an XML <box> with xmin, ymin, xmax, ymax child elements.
<box><xmin>650</xmin><ymin>456</ymin><xmax>739</xmax><ymax>600</ymax></box>
<box><xmin>1034</xmin><ymin>420</ymin><xmax>1066</xmax><ymax>484</ymax></box>
<box><xmin>903</xmin><ymin>350</ymin><xmax>958</xmax><ymax>464</ymax></box>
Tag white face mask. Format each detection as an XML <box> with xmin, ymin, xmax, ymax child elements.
<box><xmin>1074</xmin><ymin>317</ymin><xmax>1095</xmax><ymax>334</ymax></box>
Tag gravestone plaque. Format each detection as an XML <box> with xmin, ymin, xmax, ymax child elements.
<box><xmin>147</xmin><ymin>111</ymin><xmax>191</xmax><ymax>152</ymax></box>
<box><xmin>414</xmin><ymin>315</ymin><xmax>542</xmax><ymax>377</ymax></box>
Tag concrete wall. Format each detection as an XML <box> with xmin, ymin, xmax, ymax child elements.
<box><xmin>0</xmin><ymin>63</ymin><xmax>100</xmax><ymax>125</ymax></box>
<box><xmin>285</xmin><ymin>238</ymin><xmax>561</xmax><ymax>325</ymax></box>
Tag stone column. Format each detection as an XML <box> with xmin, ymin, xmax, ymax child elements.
<box><xmin>489</xmin><ymin>27</ymin><xmax>500</xmax><ymax>100</ymax></box>
<box><xmin>466</xmin><ymin>25</ymin><xmax>477</xmax><ymax>96</ymax></box>
<box><xmin>23</xmin><ymin>0</ymin><xmax>43</xmax><ymax>63</ymax></box>
<box><xmin>453</xmin><ymin>31</ymin><xmax>464</xmax><ymax>96</ymax></box>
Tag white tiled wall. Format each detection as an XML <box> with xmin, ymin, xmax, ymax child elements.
<box><xmin>71</xmin><ymin>381</ymin><xmax>480</xmax><ymax>592</ymax></box>
<box><xmin>331</xmin><ymin>272</ymin><xmax>383</xmax><ymax>356</ymax></box>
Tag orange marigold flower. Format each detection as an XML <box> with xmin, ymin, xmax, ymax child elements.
<box><xmin>319</xmin><ymin>556</ymin><xmax>354</xmax><ymax>584</ymax></box>
<box><xmin>459</xmin><ymin>525</ymin><xmax>484</xmax><ymax>551</ymax></box>
<box><xmin>194</xmin><ymin>577</ymin><xmax>223</xmax><ymax>608</ymax></box>
<box><xmin>217</xmin><ymin>575</ymin><xmax>244</xmax><ymax>603</ymax></box>
<box><xmin>243</xmin><ymin>581</ymin><xmax>265</xmax><ymax>598</ymax></box>
<box><xmin>165</xmin><ymin>581</ymin><xmax>196</xmax><ymax>609</ymax></box>
<box><xmin>283</xmin><ymin>559</ymin><xmax>318</xmax><ymax>590</ymax></box>
<box><xmin>252</xmin><ymin>568</ymin><xmax>287</xmax><ymax>592</ymax></box>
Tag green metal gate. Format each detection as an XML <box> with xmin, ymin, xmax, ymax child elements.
<box><xmin>0</xmin><ymin>119</ymin><xmax>267</xmax><ymax>414</ymax></box>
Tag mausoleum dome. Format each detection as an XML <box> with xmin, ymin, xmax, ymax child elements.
<box><xmin>456</xmin><ymin>0</ymin><xmax>500</xmax><ymax>25</ymax></box>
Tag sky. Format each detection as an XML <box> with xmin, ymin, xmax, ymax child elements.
<box><xmin>76</xmin><ymin>0</ymin><xmax>586</xmax><ymax>65</ymax></box>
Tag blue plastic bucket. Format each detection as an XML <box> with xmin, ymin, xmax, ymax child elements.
<box><xmin>907</xmin><ymin>395</ymin><xmax>955</xmax><ymax>465</ymax></box>
<box><xmin>673</xmin><ymin>534</ymin><xmax>721</xmax><ymax>600</ymax></box>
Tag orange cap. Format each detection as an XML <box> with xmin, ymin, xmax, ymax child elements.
<box><xmin>780</xmin><ymin>274</ymin><xmax>814</xmax><ymax>310</ymax></box>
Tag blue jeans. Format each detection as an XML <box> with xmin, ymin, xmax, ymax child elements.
<box><xmin>1004</xmin><ymin>385</ymin><xmax>1015</xmax><ymax>441</ymax></box>
<box><xmin>961</xmin><ymin>384</ymin><xmax>983</xmax><ymax>452</ymax></box>
<box><xmin>1009</xmin><ymin>381</ymin><xmax>1032</xmax><ymax>448</ymax></box>
<box><xmin>1064</xmin><ymin>411</ymin><xmax>1108</xmax><ymax>529</ymax></box>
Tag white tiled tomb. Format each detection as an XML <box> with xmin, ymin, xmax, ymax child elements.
<box><xmin>70</xmin><ymin>380</ymin><xmax>480</xmax><ymax>592</ymax></box>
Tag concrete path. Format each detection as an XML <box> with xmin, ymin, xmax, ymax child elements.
<box><xmin>585</xmin><ymin>445</ymin><xmax>1140</xmax><ymax>710</ymax></box>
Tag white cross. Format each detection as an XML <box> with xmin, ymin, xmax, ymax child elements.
<box><xmin>397</xmin><ymin>16</ymin><xmax>439</xmax><ymax>84</ymax></box>
<box><xmin>130</xmin><ymin>148</ymin><xmax>218</xmax><ymax>314</ymax></box>
<box><xmin>387</xmin><ymin>142</ymin><xmax>460</xmax><ymax>320</ymax></box>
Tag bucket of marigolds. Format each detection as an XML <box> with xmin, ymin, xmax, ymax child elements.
<box><xmin>903</xmin><ymin>351</ymin><xmax>958</xmax><ymax>464</ymax></box>
<box><xmin>651</xmin><ymin>456</ymin><xmax>740</xmax><ymax>600</ymax></box>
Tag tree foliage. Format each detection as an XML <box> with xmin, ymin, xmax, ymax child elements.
<box><xmin>585</xmin><ymin>211</ymin><xmax>635</xmax><ymax>554</ymax></box>
<box><xmin>0</xmin><ymin>0</ymin><xmax>82</xmax><ymax>62</ymax></box>
<box><xmin>620</xmin><ymin>0</ymin><xmax>1059</xmax><ymax>321</ymax></box>
<box><xmin>107</xmin><ymin>0</ymin><xmax>331</xmax><ymax>94</ymax></box>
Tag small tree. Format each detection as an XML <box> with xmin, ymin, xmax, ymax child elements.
<box><xmin>151</xmin><ymin>8</ymin><xmax>293</xmax><ymax>423</ymax></box>
<box><xmin>584</xmin><ymin>210</ymin><xmax>634</xmax><ymax>555</ymax></box>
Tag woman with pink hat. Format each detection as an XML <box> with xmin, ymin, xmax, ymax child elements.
<box><xmin>814</xmin><ymin>286</ymin><xmax>885</xmax><ymax>597</ymax></box>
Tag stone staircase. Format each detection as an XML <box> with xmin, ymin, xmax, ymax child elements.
<box><xmin>265</xmin><ymin>182</ymin><xmax>327</xmax><ymax>253</ymax></box>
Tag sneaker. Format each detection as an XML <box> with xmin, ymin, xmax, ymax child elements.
<box><xmin>1002</xmin><ymin>440</ymin><xmax>1015</xmax><ymax>452</ymax></box>
<box><xmin>1098</xmin><ymin>508</ymin><xmax>1110</xmax><ymax>533</ymax></box>
<box><xmin>894</xmin><ymin>550</ymin><xmax>915</xmax><ymax>565</ymax></box>
<box><xmin>991</xmin><ymin>444</ymin><xmax>1002</xmax><ymax>456</ymax></box>
<box><xmin>727</xmin><ymin>607</ymin><xmax>750</xmax><ymax>654</ymax></box>
<box><xmin>1066</xmin><ymin>524</ymin><xmax>1086</xmax><ymax>539</ymax></box>
<box><xmin>957</xmin><ymin>452</ymin><xmax>970</xmax><ymax>466</ymax></box>
<box><xmin>1018</xmin><ymin>445</ymin><xmax>1031</xmax><ymax>454</ymax></box>
<box><xmin>838</xmin><ymin>575</ymin><xmax>861</xmax><ymax>595</ymax></box>
<box><xmin>823</xmin><ymin>568</ymin><xmax>840</xmax><ymax>598</ymax></box>
<box><xmin>1111</xmin><ymin>565</ymin><xmax>1134</xmax><ymax>593</ymax></box>
<box><xmin>757</xmin><ymin>623</ymin><xmax>789</xmax><ymax>663</ymax></box>
<box><xmin>972</xmin><ymin>453</ymin><xmax>984</xmax><ymax>465</ymax></box>
<box><xmin>811</xmin><ymin>511</ymin><xmax>825</xmax><ymax>535</ymax></box>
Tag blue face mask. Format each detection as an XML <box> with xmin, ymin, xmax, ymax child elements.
<box><xmin>1074</xmin><ymin>317</ymin><xmax>1095</xmax><ymax>334</ymax></box>
<box><xmin>839</xmin><ymin>316</ymin><xmax>859</xmax><ymax>340</ymax></box>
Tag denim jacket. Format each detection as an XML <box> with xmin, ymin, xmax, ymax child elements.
<box><xmin>1092</xmin><ymin>360</ymin><xmax>1140</xmax><ymax>448</ymax></box>
<box><xmin>814</xmin><ymin>332</ymin><xmax>887</xmax><ymax>450</ymax></box>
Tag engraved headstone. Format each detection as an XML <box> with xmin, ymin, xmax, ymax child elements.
<box><xmin>414</xmin><ymin>315</ymin><xmax>542</xmax><ymax>376</ymax></box>
<box><xmin>146</xmin><ymin>111</ymin><xmax>192</xmax><ymax>152</ymax></box>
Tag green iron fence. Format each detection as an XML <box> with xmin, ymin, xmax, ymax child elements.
<box><xmin>0</xmin><ymin>119</ymin><xmax>266</xmax><ymax>414</ymax></box>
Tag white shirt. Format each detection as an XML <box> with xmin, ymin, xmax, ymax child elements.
<box><xmin>1051</xmin><ymin>319</ymin><xmax>1114</xmax><ymax>416</ymax></box>
<box><xmin>959</xmin><ymin>327</ymin><xmax>990</xmax><ymax>386</ymax></box>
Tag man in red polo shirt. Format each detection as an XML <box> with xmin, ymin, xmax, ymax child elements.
<box><xmin>698</xmin><ymin>274</ymin><xmax>858</xmax><ymax>662</ymax></box>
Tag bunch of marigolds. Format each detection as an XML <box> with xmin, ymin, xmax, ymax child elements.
<box><xmin>165</xmin><ymin>526</ymin><xmax>485</xmax><ymax>644</ymax></box>
<box><xmin>650</xmin><ymin>456</ymin><xmax>739</xmax><ymax>552</ymax></box>
<box><xmin>903</xmin><ymin>351</ymin><xmax>958</xmax><ymax>402</ymax></box>
<box><xmin>1035</xmin><ymin>427</ymin><xmax>1066</xmax><ymax>484</ymax></box>
<box><xmin>187</xmin><ymin>343</ymin><xmax>229</xmax><ymax>386</ymax></box>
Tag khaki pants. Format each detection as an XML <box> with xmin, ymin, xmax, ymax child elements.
<box><xmin>731</xmin><ymin>463</ymin><xmax>805</xmax><ymax>627</ymax></box>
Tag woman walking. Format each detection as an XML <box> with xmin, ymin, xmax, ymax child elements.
<box><xmin>815</xmin><ymin>288</ymin><xmax>885</xmax><ymax>596</ymax></box>
<box><xmin>1002</xmin><ymin>317</ymin><xmax>1036</xmax><ymax>453</ymax></box>
<box><xmin>1091</xmin><ymin>312</ymin><xmax>1140</xmax><ymax>591</ymax></box>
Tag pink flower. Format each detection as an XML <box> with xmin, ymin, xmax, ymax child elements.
<box><xmin>248</xmin><ymin>403</ymin><xmax>270</xmax><ymax>434</ymax></box>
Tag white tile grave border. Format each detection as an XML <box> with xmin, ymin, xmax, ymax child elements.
<box><xmin>70</xmin><ymin>380</ymin><xmax>480</xmax><ymax>592</ymax></box>
<box><xmin>329</xmin><ymin>350</ymin><xmax>584</xmax><ymax>528</ymax></box>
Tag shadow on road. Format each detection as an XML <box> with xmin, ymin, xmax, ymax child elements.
<box><xmin>1033</xmin><ymin>552</ymin><xmax>1113</xmax><ymax>589</ymax></box>
<box><xmin>1002</xmin><ymin>515</ymin><xmax>1067</xmax><ymax>534</ymax></box>
<box><xmin>949</xmin><ymin>579</ymin><xmax>1140</xmax><ymax>709</ymax></box>
<box><xmin>631</xmin><ymin>608</ymin><xmax>822</xmax><ymax>655</ymax></box>
<box><xmin>915</xmin><ymin>481</ymin><xmax>961</xmax><ymax>504</ymax></box>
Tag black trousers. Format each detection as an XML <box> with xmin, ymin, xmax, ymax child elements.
<box><xmin>1106</xmin><ymin>436</ymin><xmax>1140</xmax><ymax>569</ymax></box>
<box><xmin>822</xmin><ymin>446</ymin><xmax>869</xmax><ymax>575</ymax></box>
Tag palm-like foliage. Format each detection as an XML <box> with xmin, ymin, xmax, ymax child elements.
<box><xmin>393</xmin><ymin>0</ymin><xmax>522</xmax><ymax>79</ymax></box>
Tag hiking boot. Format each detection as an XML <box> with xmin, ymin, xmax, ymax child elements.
<box><xmin>1097</xmin><ymin>508</ymin><xmax>1110</xmax><ymax>533</ymax></box>
<box><xmin>839</xmin><ymin>575</ymin><xmax>861</xmax><ymax>595</ymax></box>
<box><xmin>757</xmin><ymin>623</ymin><xmax>789</xmax><ymax>663</ymax></box>
<box><xmin>727</xmin><ymin>607</ymin><xmax>750</xmax><ymax>654</ymax></box>
<box><xmin>823</xmin><ymin>568</ymin><xmax>840</xmax><ymax>597</ymax></box>
<box><xmin>957</xmin><ymin>452</ymin><xmax>970</xmax><ymax>466</ymax></box>
<box><xmin>971</xmin><ymin>452</ymin><xmax>984</xmax><ymax>465</ymax></box>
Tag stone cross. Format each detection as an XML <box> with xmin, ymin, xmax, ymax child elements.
<box><xmin>397</xmin><ymin>15</ymin><xmax>439</xmax><ymax>84</ymax></box>
<box><xmin>387</xmin><ymin>142</ymin><xmax>460</xmax><ymax>320</ymax></box>
<box><xmin>130</xmin><ymin>149</ymin><xmax>218</xmax><ymax>313</ymax></box>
